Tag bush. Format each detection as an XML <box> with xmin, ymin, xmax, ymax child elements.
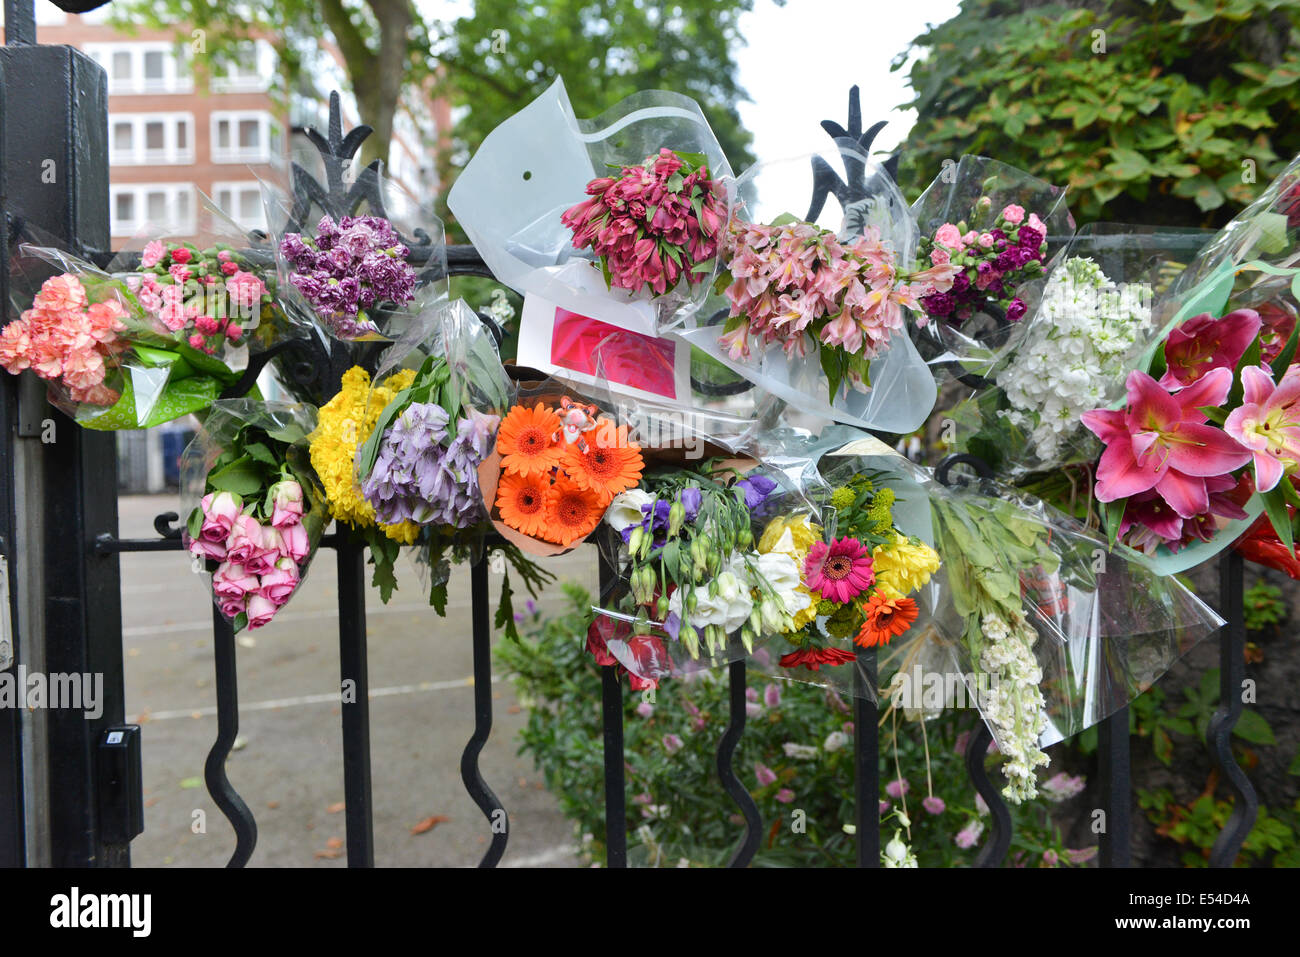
<box><xmin>497</xmin><ymin>583</ymin><xmax>1091</xmax><ymax>867</ymax></box>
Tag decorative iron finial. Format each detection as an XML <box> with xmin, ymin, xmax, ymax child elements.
<box><xmin>805</xmin><ymin>86</ymin><xmax>900</xmax><ymax>223</ymax></box>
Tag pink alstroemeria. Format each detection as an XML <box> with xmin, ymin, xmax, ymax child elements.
<box><xmin>1223</xmin><ymin>365</ymin><xmax>1300</xmax><ymax>492</ymax></box>
<box><xmin>1080</xmin><ymin>368</ymin><xmax>1252</xmax><ymax>518</ymax></box>
<box><xmin>1159</xmin><ymin>309</ymin><xmax>1261</xmax><ymax>388</ymax></box>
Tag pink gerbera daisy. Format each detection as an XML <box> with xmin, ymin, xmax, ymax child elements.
<box><xmin>804</xmin><ymin>537</ymin><xmax>874</xmax><ymax>604</ymax></box>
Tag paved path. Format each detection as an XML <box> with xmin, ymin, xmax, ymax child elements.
<box><xmin>119</xmin><ymin>494</ymin><xmax>592</xmax><ymax>867</ymax></box>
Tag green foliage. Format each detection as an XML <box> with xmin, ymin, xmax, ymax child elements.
<box><xmin>497</xmin><ymin>584</ymin><xmax>1085</xmax><ymax>867</ymax></box>
<box><xmin>894</xmin><ymin>0</ymin><xmax>1300</xmax><ymax>226</ymax></box>
<box><xmin>1243</xmin><ymin>580</ymin><xmax>1288</xmax><ymax>633</ymax></box>
<box><xmin>1138</xmin><ymin>788</ymin><xmax>1300</xmax><ymax>867</ymax></box>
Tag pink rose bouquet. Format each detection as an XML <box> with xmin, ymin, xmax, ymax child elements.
<box><xmin>561</xmin><ymin>147</ymin><xmax>726</xmax><ymax>297</ymax></box>
<box><xmin>183</xmin><ymin>404</ymin><xmax>326</xmax><ymax>632</ymax></box>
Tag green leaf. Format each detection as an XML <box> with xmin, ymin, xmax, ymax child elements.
<box><xmin>1105</xmin><ymin>148</ymin><xmax>1150</xmax><ymax>181</ymax></box>
<box><xmin>1103</xmin><ymin>498</ymin><xmax>1125</xmax><ymax>549</ymax></box>
<box><xmin>243</xmin><ymin>441</ymin><xmax>279</xmax><ymax>466</ymax></box>
<box><xmin>1232</xmin><ymin>709</ymin><xmax>1275</xmax><ymax>746</ymax></box>
<box><xmin>1270</xmin><ymin>315</ymin><xmax>1300</xmax><ymax>380</ymax></box>
<box><xmin>1227</xmin><ymin>337</ymin><xmax>1261</xmax><ymax>408</ymax></box>
<box><xmin>207</xmin><ymin>455</ymin><xmax>265</xmax><ymax>496</ymax></box>
<box><xmin>186</xmin><ymin>507</ymin><xmax>204</xmax><ymax>541</ymax></box>
<box><xmin>495</xmin><ymin>567</ymin><xmax>520</xmax><ymax>642</ymax></box>
<box><xmin>429</xmin><ymin>580</ymin><xmax>448</xmax><ymax>616</ymax></box>
<box><xmin>1259</xmin><ymin>485</ymin><xmax>1293</xmax><ymax>555</ymax></box>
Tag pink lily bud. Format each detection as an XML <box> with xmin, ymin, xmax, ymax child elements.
<box><xmin>268</xmin><ymin>479</ymin><xmax>304</xmax><ymax>528</ymax></box>
<box><xmin>246</xmin><ymin>594</ymin><xmax>278</xmax><ymax>630</ymax></box>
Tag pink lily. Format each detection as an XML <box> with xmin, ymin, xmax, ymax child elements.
<box><xmin>1080</xmin><ymin>367</ymin><xmax>1252</xmax><ymax>517</ymax></box>
<box><xmin>1159</xmin><ymin>309</ymin><xmax>1261</xmax><ymax>388</ymax></box>
<box><xmin>1223</xmin><ymin>365</ymin><xmax>1300</xmax><ymax>492</ymax></box>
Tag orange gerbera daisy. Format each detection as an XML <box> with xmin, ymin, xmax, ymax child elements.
<box><xmin>856</xmin><ymin>594</ymin><xmax>919</xmax><ymax>648</ymax></box>
<box><xmin>496</xmin><ymin>404</ymin><xmax>564</xmax><ymax>477</ymax></box>
<box><xmin>562</xmin><ymin>421</ymin><xmax>644</xmax><ymax>505</ymax></box>
<box><xmin>543</xmin><ymin>475</ymin><xmax>605</xmax><ymax>547</ymax></box>
<box><xmin>496</xmin><ymin>471</ymin><xmax>552</xmax><ymax>539</ymax></box>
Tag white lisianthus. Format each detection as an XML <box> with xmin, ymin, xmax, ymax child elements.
<box><xmin>604</xmin><ymin>488</ymin><xmax>654</xmax><ymax>532</ymax></box>
<box><xmin>667</xmin><ymin>569</ymin><xmax>753</xmax><ymax>634</ymax></box>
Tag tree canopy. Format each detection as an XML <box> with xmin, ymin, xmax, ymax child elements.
<box><xmin>893</xmin><ymin>0</ymin><xmax>1300</xmax><ymax>227</ymax></box>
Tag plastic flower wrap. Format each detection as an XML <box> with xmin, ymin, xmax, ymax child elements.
<box><xmin>180</xmin><ymin>401</ymin><xmax>327</xmax><ymax>631</ymax></box>
<box><xmin>673</xmin><ymin>145</ymin><xmax>940</xmax><ymax>433</ymax></box>
<box><xmin>448</xmin><ymin>76</ymin><xmax>732</xmax><ymax>336</ymax></box>
<box><xmin>265</xmin><ymin>168</ymin><xmax>449</xmax><ymax>343</ymax></box>
<box><xmin>909</xmin><ymin>155</ymin><xmax>1074</xmax><ymax>381</ymax></box>
<box><xmin>2</xmin><ymin>245</ymin><xmax>242</xmax><ymax>428</ymax></box>
<box><xmin>923</xmin><ymin>481</ymin><xmax>1223</xmax><ymax>803</ymax></box>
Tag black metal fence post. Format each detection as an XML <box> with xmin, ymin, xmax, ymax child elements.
<box><xmin>854</xmin><ymin>646</ymin><xmax>880</xmax><ymax>867</ymax></box>
<box><xmin>336</xmin><ymin>536</ymin><xmax>374</xmax><ymax>866</ymax></box>
<box><xmin>0</xmin><ymin>19</ymin><xmax>129</xmax><ymax>866</ymax></box>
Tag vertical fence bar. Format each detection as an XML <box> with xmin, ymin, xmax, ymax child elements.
<box><xmin>1207</xmin><ymin>550</ymin><xmax>1258</xmax><ymax>867</ymax></box>
<box><xmin>1097</xmin><ymin>706</ymin><xmax>1131</xmax><ymax>867</ymax></box>
<box><xmin>965</xmin><ymin>724</ymin><xmax>1012</xmax><ymax>867</ymax></box>
<box><xmin>203</xmin><ymin>608</ymin><xmax>257</xmax><ymax>867</ymax></box>
<box><xmin>853</xmin><ymin>646</ymin><xmax>879</xmax><ymax>867</ymax></box>
<box><xmin>459</xmin><ymin>555</ymin><xmax>508</xmax><ymax>867</ymax></box>
<box><xmin>717</xmin><ymin>659</ymin><xmax>761</xmax><ymax>867</ymax></box>
<box><xmin>336</xmin><ymin>537</ymin><xmax>374</xmax><ymax>867</ymax></box>
<box><xmin>600</xmin><ymin>666</ymin><xmax>627</xmax><ymax>867</ymax></box>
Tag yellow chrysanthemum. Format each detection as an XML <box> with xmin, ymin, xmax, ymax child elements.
<box><xmin>872</xmin><ymin>532</ymin><xmax>941</xmax><ymax>600</ymax></box>
<box><xmin>759</xmin><ymin>516</ymin><xmax>822</xmax><ymax>632</ymax></box>
<box><xmin>758</xmin><ymin>514</ymin><xmax>821</xmax><ymax>562</ymax></box>
<box><xmin>309</xmin><ymin>365</ymin><xmax>420</xmax><ymax>543</ymax></box>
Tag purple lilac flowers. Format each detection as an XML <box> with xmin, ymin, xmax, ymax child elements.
<box><xmin>280</xmin><ymin>214</ymin><xmax>417</xmax><ymax>338</ymax></box>
<box><xmin>360</xmin><ymin>403</ymin><xmax>501</xmax><ymax>528</ymax></box>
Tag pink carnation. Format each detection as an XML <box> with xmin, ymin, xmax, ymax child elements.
<box><xmin>1001</xmin><ymin>204</ymin><xmax>1026</xmax><ymax>224</ymax></box>
<box><xmin>141</xmin><ymin>240</ymin><xmax>166</xmax><ymax>268</ymax></box>
<box><xmin>933</xmin><ymin>223</ymin><xmax>963</xmax><ymax>248</ymax></box>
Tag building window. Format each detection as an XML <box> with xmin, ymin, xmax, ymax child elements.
<box><xmin>213</xmin><ymin>182</ymin><xmax>267</xmax><ymax>231</ymax></box>
<box><xmin>110</xmin><ymin>184</ymin><xmax>195</xmax><ymax>236</ymax></box>
<box><xmin>209</xmin><ymin>40</ymin><xmax>276</xmax><ymax>94</ymax></box>
<box><xmin>85</xmin><ymin>43</ymin><xmax>193</xmax><ymax>95</ymax></box>
<box><xmin>210</xmin><ymin>111</ymin><xmax>281</xmax><ymax>165</ymax></box>
<box><xmin>108</xmin><ymin>113</ymin><xmax>194</xmax><ymax>166</ymax></box>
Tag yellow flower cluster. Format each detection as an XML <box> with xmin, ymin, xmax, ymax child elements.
<box><xmin>873</xmin><ymin>532</ymin><xmax>941</xmax><ymax>600</ymax></box>
<box><xmin>310</xmin><ymin>365</ymin><xmax>419</xmax><ymax>544</ymax></box>
<box><xmin>758</xmin><ymin>514</ymin><xmax>822</xmax><ymax>631</ymax></box>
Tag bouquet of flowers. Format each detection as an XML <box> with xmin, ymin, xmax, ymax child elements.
<box><xmin>716</xmin><ymin>218</ymin><xmax>953</xmax><ymax>401</ymax></box>
<box><xmin>449</xmin><ymin>78</ymin><xmax>732</xmax><ymax>335</ymax></box>
<box><xmin>128</xmin><ymin>239</ymin><xmax>271</xmax><ymax>354</ymax></box>
<box><xmin>2</xmin><ymin>248</ymin><xmax>243</xmax><ymax>428</ymax></box>
<box><xmin>561</xmin><ymin>148</ymin><xmax>726</xmax><ymax>297</ymax></box>
<box><xmin>181</xmin><ymin>401</ymin><xmax>327</xmax><ymax>632</ymax></box>
<box><xmin>763</xmin><ymin>472</ymin><xmax>941</xmax><ymax>672</ymax></box>
<box><xmin>0</xmin><ymin>272</ymin><xmax>128</xmax><ymax>407</ymax></box>
<box><xmin>480</xmin><ymin>387</ymin><xmax>645</xmax><ymax>555</ymax></box>
<box><xmin>279</xmin><ymin>214</ymin><xmax>418</xmax><ymax>339</ymax></box>
<box><xmin>588</xmin><ymin>460</ymin><xmax>818</xmax><ymax>687</ymax></box>
<box><xmin>915</xmin><ymin>202</ymin><xmax>1048</xmax><ymax>327</ymax></box>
